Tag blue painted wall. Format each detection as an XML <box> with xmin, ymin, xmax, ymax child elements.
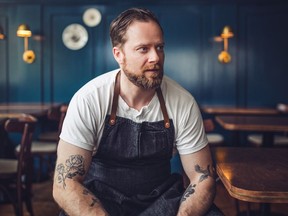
<box><xmin>0</xmin><ymin>0</ymin><xmax>288</xmax><ymax>107</ymax></box>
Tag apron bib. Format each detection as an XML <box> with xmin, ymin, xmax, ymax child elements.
<box><xmin>84</xmin><ymin>72</ymin><xmax>184</xmax><ymax>216</ymax></box>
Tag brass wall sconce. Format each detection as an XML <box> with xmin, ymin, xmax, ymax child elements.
<box><xmin>17</xmin><ymin>24</ymin><xmax>36</xmax><ymax>64</ymax></box>
<box><xmin>218</xmin><ymin>26</ymin><xmax>234</xmax><ymax>64</ymax></box>
<box><xmin>0</xmin><ymin>26</ymin><xmax>5</xmax><ymax>40</ymax></box>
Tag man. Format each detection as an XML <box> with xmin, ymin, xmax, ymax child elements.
<box><xmin>53</xmin><ymin>8</ymin><xmax>222</xmax><ymax>216</ymax></box>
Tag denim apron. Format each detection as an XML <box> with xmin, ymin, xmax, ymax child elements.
<box><xmin>59</xmin><ymin>73</ymin><xmax>224</xmax><ymax>216</ymax></box>
<box><xmin>83</xmin><ymin>72</ymin><xmax>184</xmax><ymax>216</ymax></box>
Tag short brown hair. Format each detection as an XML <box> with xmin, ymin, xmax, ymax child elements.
<box><xmin>109</xmin><ymin>8</ymin><xmax>163</xmax><ymax>48</ymax></box>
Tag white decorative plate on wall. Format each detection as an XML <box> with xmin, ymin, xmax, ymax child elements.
<box><xmin>62</xmin><ymin>24</ymin><xmax>88</xmax><ymax>50</ymax></box>
<box><xmin>83</xmin><ymin>8</ymin><xmax>102</xmax><ymax>27</ymax></box>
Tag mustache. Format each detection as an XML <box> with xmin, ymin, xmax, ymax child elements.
<box><xmin>143</xmin><ymin>65</ymin><xmax>161</xmax><ymax>71</ymax></box>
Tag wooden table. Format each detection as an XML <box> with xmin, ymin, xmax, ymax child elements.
<box><xmin>212</xmin><ymin>147</ymin><xmax>288</xmax><ymax>216</ymax></box>
<box><xmin>0</xmin><ymin>103</ymin><xmax>60</xmax><ymax>118</ymax></box>
<box><xmin>215</xmin><ymin>115</ymin><xmax>288</xmax><ymax>147</ymax></box>
<box><xmin>201</xmin><ymin>106</ymin><xmax>279</xmax><ymax>115</ymax></box>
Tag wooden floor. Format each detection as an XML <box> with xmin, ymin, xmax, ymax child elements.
<box><xmin>0</xmin><ymin>180</ymin><xmax>288</xmax><ymax>216</ymax></box>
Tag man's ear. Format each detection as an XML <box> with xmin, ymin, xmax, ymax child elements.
<box><xmin>113</xmin><ymin>47</ymin><xmax>124</xmax><ymax>64</ymax></box>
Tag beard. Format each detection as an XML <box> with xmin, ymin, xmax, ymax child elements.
<box><xmin>122</xmin><ymin>64</ymin><xmax>164</xmax><ymax>90</ymax></box>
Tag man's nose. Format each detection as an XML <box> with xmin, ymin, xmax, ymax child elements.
<box><xmin>148</xmin><ymin>48</ymin><xmax>160</xmax><ymax>63</ymax></box>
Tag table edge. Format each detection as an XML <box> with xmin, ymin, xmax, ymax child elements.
<box><xmin>216</xmin><ymin>164</ymin><xmax>288</xmax><ymax>203</ymax></box>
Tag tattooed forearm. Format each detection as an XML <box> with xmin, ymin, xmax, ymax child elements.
<box><xmin>181</xmin><ymin>184</ymin><xmax>196</xmax><ymax>202</ymax></box>
<box><xmin>83</xmin><ymin>189</ymin><xmax>100</xmax><ymax>207</ymax></box>
<box><xmin>195</xmin><ymin>164</ymin><xmax>214</xmax><ymax>183</ymax></box>
<box><xmin>180</xmin><ymin>164</ymin><xmax>215</xmax><ymax>203</ymax></box>
<box><xmin>56</xmin><ymin>155</ymin><xmax>85</xmax><ymax>189</ymax></box>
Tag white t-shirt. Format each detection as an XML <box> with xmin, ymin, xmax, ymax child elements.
<box><xmin>60</xmin><ymin>69</ymin><xmax>208</xmax><ymax>155</ymax></box>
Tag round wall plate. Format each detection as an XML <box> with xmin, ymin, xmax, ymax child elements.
<box><xmin>62</xmin><ymin>24</ymin><xmax>88</xmax><ymax>50</ymax></box>
<box><xmin>83</xmin><ymin>8</ymin><xmax>102</xmax><ymax>27</ymax></box>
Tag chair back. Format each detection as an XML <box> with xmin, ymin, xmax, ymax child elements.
<box><xmin>203</xmin><ymin>119</ymin><xmax>215</xmax><ymax>132</ymax></box>
<box><xmin>5</xmin><ymin>115</ymin><xmax>37</xmax><ymax>184</ymax></box>
<box><xmin>58</xmin><ymin>105</ymin><xmax>68</xmax><ymax>135</ymax></box>
<box><xmin>45</xmin><ymin>104</ymin><xmax>67</xmax><ymax>136</ymax></box>
<box><xmin>47</xmin><ymin>106</ymin><xmax>62</xmax><ymax>121</ymax></box>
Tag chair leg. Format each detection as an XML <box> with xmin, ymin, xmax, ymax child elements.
<box><xmin>36</xmin><ymin>155</ymin><xmax>44</xmax><ymax>182</ymax></box>
<box><xmin>16</xmin><ymin>188</ymin><xmax>23</xmax><ymax>216</ymax></box>
<box><xmin>47</xmin><ymin>155</ymin><xmax>52</xmax><ymax>177</ymax></box>
<box><xmin>46</xmin><ymin>154</ymin><xmax>57</xmax><ymax>179</ymax></box>
<box><xmin>25</xmin><ymin>197</ymin><xmax>34</xmax><ymax>216</ymax></box>
<box><xmin>25</xmin><ymin>182</ymin><xmax>34</xmax><ymax>216</ymax></box>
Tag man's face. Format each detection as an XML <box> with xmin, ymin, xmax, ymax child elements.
<box><xmin>119</xmin><ymin>21</ymin><xmax>165</xmax><ymax>89</ymax></box>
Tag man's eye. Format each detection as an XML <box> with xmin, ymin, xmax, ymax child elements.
<box><xmin>157</xmin><ymin>45</ymin><xmax>164</xmax><ymax>51</ymax></box>
<box><xmin>138</xmin><ymin>47</ymin><xmax>148</xmax><ymax>52</ymax></box>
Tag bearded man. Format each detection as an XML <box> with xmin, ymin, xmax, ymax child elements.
<box><xmin>53</xmin><ymin>7</ymin><xmax>223</xmax><ymax>216</ymax></box>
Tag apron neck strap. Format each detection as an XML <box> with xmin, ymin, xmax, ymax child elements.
<box><xmin>109</xmin><ymin>72</ymin><xmax>120</xmax><ymax>125</ymax></box>
<box><xmin>156</xmin><ymin>88</ymin><xmax>170</xmax><ymax>128</ymax></box>
<box><xmin>109</xmin><ymin>72</ymin><xmax>170</xmax><ymax>128</ymax></box>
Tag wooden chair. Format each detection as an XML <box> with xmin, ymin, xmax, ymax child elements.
<box><xmin>15</xmin><ymin>105</ymin><xmax>68</xmax><ymax>181</ymax></box>
<box><xmin>0</xmin><ymin>114</ymin><xmax>37</xmax><ymax>216</ymax></box>
<box><xmin>203</xmin><ymin>119</ymin><xmax>225</xmax><ymax>147</ymax></box>
<box><xmin>37</xmin><ymin>105</ymin><xmax>62</xmax><ymax>142</ymax></box>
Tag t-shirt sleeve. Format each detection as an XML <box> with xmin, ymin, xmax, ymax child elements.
<box><xmin>175</xmin><ymin>99</ymin><xmax>208</xmax><ymax>155</ymax></box>
<box><xmin>60</xmin><ymin>94</ymin><xmax>97</xmax><ymax>151</ymax></box>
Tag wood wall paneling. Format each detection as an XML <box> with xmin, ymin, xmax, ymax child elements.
<box><xmin>157</xmin><ymin>5</ymin><xmax>204</xmax><ymax>100</ymax></box>
<box><xmin>238</xmin><ymin>4</ymin><xmax>288</xmax><ymax>107</ymax></box>
<box><xmin>0</xmin><ymin>14</ymin><xmax>8</xmax><ymax>101</ymax></box>
<box><xmin>204</xmin><ymin>4</ymin><xmax>238</xmax><ymax>106</ymax></box>
<box><xmin>0</xmin><ymin>1</ymin><xmax>288</xmax><ymax>106</ymax></box>
<box><xmin>43</xmin><ymin>5</ymin><xmax>119</xmax><ymax>103</ymax></box>
<box><xmin>2</xmin><ymin>5</ymin><xmax>42</xmax><ymax>102</ymax></box>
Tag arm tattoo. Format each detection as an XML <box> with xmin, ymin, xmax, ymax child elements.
<box><xmin>181</xmin><ymin>184</ymin><xmax>196</xmax><ymax>202</ymax></box>
<box><xmin>83</xmin><ymin>189</ymin><xmax>100</xmax><ymax>207</ymax></box>
<box><xmin>180</xmin><ymin>164</ymin><xmax>214</xmax><ymax>203</ymax></box>
<box><xmin>56</xmin><ymin>155</ymin><xmax>85</xmax><ymax>189</ymax></box>
<box><xmin>195</xmin><ymin>164</ymin><xmax>213</xmax><ymax>183</ymax></box>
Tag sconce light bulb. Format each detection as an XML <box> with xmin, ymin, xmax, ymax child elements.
<box><xmin>23</xmin><ymin>50</ymin><xmax>36</xmax><ymax>64</ymax></box>
<box><xmin>218</xmin><ymin>51</ymin><xmax>231</xmax><ymax>64</ymax></box>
